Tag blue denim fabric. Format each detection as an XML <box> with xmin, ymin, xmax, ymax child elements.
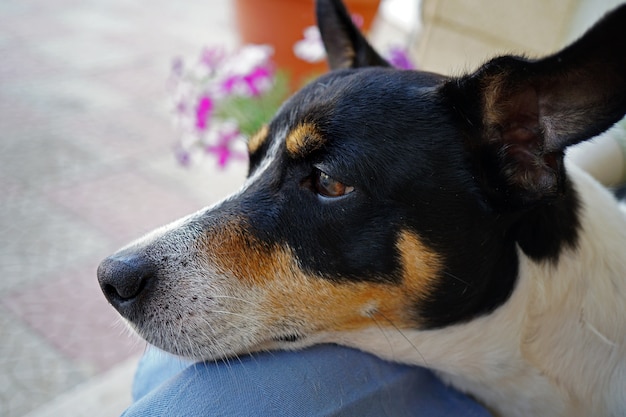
<box><xmin>123</xmin><ymin>344</ymin><xmax>492</xmax><ymax>417</ymax></box>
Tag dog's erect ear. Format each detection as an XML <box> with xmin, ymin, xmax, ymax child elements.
<box><xmin>316</xmin><ymin>0</ymin><xmax>389</xmax><ymax>70</ymax></box>
<box><xmin>445</xmin><ymin>5</ymin><xmax>626</xmax><ymax>206</ymax></box>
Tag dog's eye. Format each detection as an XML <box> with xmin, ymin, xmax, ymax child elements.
<box><xmin>314</xmin><ymin>170</ymin><xmax>354</xmax><ymax>198</ymax></box>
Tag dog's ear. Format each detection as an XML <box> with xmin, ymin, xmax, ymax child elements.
<box><xmin>316</xmin><ymin>0</ymin><xmax>389</xmax><ymax>69</ymax></box>
<box><xmin>445</xmin><ymin>5</ymin><xmax>626</xmax><ymax>207</ymax></box>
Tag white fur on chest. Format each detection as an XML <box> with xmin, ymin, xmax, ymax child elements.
<box><xmin>337</xmin><ymin>165</ymin><xmax>626</xmax><ymax>417</ymax></box>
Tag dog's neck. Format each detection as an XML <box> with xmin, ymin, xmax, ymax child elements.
<box><xmin>334</xmin><ymin>164</ymin><xmax>626</xmax><ymax>417</ymax></box>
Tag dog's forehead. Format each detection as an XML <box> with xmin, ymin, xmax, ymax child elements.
<box><xmin>246</xmin><ymin>68</ymin><xmax>448</xmax><ymax>169</ymax></box>
<box><xmin>291</xmin><ymin>68</ymin><xmax>445</xmax><ymax>119</ymax></box>
<box><xmin>261</xmin><ymin>68</ymin><xmax>448</xmax><ymax>160</ymax></box>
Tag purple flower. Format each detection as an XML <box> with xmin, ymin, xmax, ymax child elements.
<box><xmin>195</xmin><ymin>96</ymin><xmax>213</xmax><ymax>131</ymax></box>
<box><xmin>386</xmin><ymin>46</ymin><xmax>415</xmax><ymax>70</ymax></box>
<box><xmin>175</xmin><ymin>100</ymin><xmax>187</xmax><ymax>114</ymax></box>
<box><xmin>200</xmin><ymin>47</ymin><xmax>225</xmax><ymax>71</ymax></box>
<box><xmin>174</xmin><ymin>144</ymin><xmax>191</xmax><ymax>167</ymax></box>
<box><xmin>171</xmin><ymin>57</ymin><xmax>184</xmax><ymax>77</ymax></box>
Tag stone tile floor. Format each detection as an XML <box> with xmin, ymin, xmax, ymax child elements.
<box><xmin>0</xmin><ymin>0</ymin><xmax>247</xmax><ymax>415</ymax></box>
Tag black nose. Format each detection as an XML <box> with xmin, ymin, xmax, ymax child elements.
<box><xmin>97</xmin><ymin>254</ymin><xmax>156</xmax><ymax>311</ymax></box>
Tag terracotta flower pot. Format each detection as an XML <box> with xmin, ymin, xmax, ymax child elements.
<box><xmin>234</xmin><ymin>0</ymin><xmax>381</xmax><ymax>88</ymax></box>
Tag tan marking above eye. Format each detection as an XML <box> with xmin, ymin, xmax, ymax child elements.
<box><xmin>285</xmin><ymin>123</ymin><xmax>326</xmax><ymax>158</ymax></box>
<box><xmin>203</xmin><ymin>222</ymin><xmax>442</xmax><ymax>334</ymax></box>
<box><xmin>248</xmin><ymin>124</ymin><xmax>269</xmax><ymax>154</ymax></box>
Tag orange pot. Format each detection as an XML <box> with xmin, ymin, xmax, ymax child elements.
<box><xmin>234</xmin><ymin>0</ymin><xmax>381</xmax><ymax>88</ymax></box>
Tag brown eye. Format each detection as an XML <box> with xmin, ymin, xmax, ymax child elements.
<box><xmin>314</xmin><ymin>170</ymin><xmax>354</xmax><ymax>198</ymax></box>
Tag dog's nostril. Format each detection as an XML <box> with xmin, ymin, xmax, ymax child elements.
<box><xmin>102</xmin><ymin>283</ymin><xmax>127</xmax><ymax>302</ymax></box>
<box><xmin>97</xmin><ymin>254</ymin><xmax>156</xmax><ymax>306</ymax></box>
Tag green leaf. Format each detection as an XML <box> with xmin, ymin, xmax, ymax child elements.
<box><xmin>214</xmin><ymin>71</ymin><xmax>290</xmax><ymax>138</ymax></box>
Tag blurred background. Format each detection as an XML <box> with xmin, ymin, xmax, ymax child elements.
<box><xmin>0</xmin><ymin>0</ymin><xmax>623</xmax><ymax>416</ymax></box>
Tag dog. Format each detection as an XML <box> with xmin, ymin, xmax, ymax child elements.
<box><xmin>97</xmin><ymin>1</ymin><xmax>626</xmax><ymax>415</ymax></box>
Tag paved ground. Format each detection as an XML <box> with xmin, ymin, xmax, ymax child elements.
<box><xmin>0</xmin><ymin>1</ymin><xmax>248</xmax><ymax>415</ymax></box>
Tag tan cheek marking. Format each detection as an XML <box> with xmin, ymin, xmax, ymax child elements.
<box><xmin>396</xmin><ymin>230</ymin><xmax>441</xmax><ymax>300</ymax></box>
<box><xmin>285</xmin><ymin>123</ymin><xmax>326</xmax><ymax>158</ymax></box>
<box><xmin>248</xmin><ymin>124</ymin><xmax>269</xmax><ymax>154</ymax></box>
<box><xmin>203</xmin><ymin>223</ymin><xmax>441</xmax><ymax>332</ymax></box>
<box><xmin>264</xmin><ymin>273</ymin><xmax>417</xmax><ymax>332</ymax></box>
<box><xmin>278</xmin><ymin>230</ymin><xmax>441</xmax><ymax>332</ymax></box>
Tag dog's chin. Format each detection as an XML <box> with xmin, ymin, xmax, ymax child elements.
<box><xmin>125</xmin><ymin>318</ymin><xmax>319</xmax><ymax>361</ymax></box>
<box><xmin>149</xmin><ymin>337</ymin><xmax>318</xmax><ymax>362</ymax></box>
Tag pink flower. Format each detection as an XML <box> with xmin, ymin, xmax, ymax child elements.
<box><xmin>351</xmin><ymin>13</ymin><xmax>364</xmax><ymax>28</ymax></box>
<box><xmin>222</xmin><ymin>65</ymin><xmax>273</xmax><ymax>97</ymax></box>
<box><xmin>195</xmin><ymin>96</ymin><xmax>213</xmax><ymax>131</ymax></box>
<box><xmin>243</xmin><ymin>66</ymin><xmax>272</xmax><ymax>96</ymax></box>
<box><xmin>205</xmin><ymin>127</ymin><xmax>246</xmax><ymax>168</ymax></box>
<box><xmin>170</xmin><ymin>44</ymin><xmax>279</xmax><ymax>169</ymax></box>
<box><xmin>221</xmin><ymin>76</ymin><xmax>238</xmax><ymax>95</ymax></box>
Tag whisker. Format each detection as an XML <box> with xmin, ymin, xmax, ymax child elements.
<box><xmin>209</xmin><ymin>294</ymin><xmax>257</xmax><ymax>305</ymax></box>
<box><xmin>210</xmin><ymin>309</ymin><xmax>265</xmax><ymax>321</ymax></box>
<box><xmin>442</xmin><ymin>270</ymin><xmax>472</xmax><ymax>288</ymax></box>
<box><xmin>370</xmin><ymin>316</ymin><xmax>397</xmax><ymax>358</ymax></box>
<box><xmin>377</xmin><ymin>312</ymin><xmax>429</xmax><ymax>367</ymax></box>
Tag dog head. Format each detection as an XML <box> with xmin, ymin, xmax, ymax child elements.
<box><xmin>98</xmin><ymin>0</ymin><xmax>626</xmax><ymax>360</ymax></box>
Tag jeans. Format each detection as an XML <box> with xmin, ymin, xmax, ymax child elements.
<box><xmin>122</xmin><ymin>344</ymin><xmax>491</xmax><ymax>417</ymax></box>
